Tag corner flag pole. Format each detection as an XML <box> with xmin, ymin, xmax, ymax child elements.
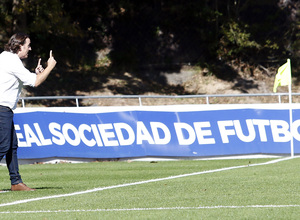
<box><xmin>288</xmin><ymin>65</ymin><xmax>294</xmax><ymax>157</ymax></box>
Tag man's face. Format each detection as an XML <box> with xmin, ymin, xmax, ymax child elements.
<box><xmin>18</xmin><ymin>38</ymin><xmax>31</xmax><ymax>59</ymax></box>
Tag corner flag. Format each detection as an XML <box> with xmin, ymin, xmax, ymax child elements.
<box><xmin>273</xmin><ymin>59</ymin><xmax>291</xmax><ymax>92</ymax></box>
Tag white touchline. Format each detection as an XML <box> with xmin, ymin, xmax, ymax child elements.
<box><xmin>0</xmin><ymin>156</ymin><xmax>297</xmax><ymax>208</ymax></box>
<box><xmin>1</xmin><ymin>205</ymin><xmax>300</xmax><ymax>214</ymax></box>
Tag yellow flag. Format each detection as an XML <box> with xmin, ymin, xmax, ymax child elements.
<box><xmin>273</xmin><ymin>59</ymin><xmax>291</xmax><ymax>92</ymax></box>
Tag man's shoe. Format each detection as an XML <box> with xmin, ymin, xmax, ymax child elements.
<box><xmin>11</xmin><ymin>183</ymin><xmax>35</xmax><ymax>191</ymax></box>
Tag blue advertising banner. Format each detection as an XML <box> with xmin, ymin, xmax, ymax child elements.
<box><xmin>13</xmin><ymin>105</ymin><xmax>300</xmax><ymax>159</ymax></box>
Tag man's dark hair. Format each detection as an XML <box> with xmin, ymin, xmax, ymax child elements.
<box><xmin>4</xmin><ymin>33</ymin><xmax>29</xmax><ymax>54</ymax></box>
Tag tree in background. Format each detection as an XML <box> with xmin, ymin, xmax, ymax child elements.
<box><xmin>0</xmin><ymin>0</ymin><xmax>85</xmax><ymax>69</ymax></box>
<box><xmin>0</xmin><ymin>0</ymin><xmax>298</xmax><ymax>79</ymax></box>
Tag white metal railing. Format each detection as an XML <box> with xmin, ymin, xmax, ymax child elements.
<box><xmin>18</xmin><ymin>92</ymin><xmax>298</xmax><ymax>108</ymax></box>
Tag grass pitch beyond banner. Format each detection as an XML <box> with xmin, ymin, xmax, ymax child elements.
<box><xmin>0</xmin><ymin>157</ymin><xmax>299</xmax><ymax>219</ymax></box>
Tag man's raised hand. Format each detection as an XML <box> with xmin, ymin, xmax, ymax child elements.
<box><xmin>47</xmin><ymin>50</ymin><xmax>57</xmax><ymax>70</ymax></box>
<box><xmin>35</xmin><ymin>58</ymin><xmax>44</xmax><ymax>74</ymax></box>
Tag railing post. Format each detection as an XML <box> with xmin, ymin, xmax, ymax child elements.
<box><xmin>278</xmin><ymin>95</ymin><xmax>281</xmax><ymax>104</ymax></box>
<box><xmin>76</xmin><ymin>98</ymin><xmax>79</xmax><ymax>107</ymax></box>
<box><xmin>139</xmin><ymin>97</ymin><xmax>142</xmax><ymax>106</ymax></box>
<box><xmin>206</xmin><ymin>96</ymin><xmax>209</xmax><ymax>104</ymax></box>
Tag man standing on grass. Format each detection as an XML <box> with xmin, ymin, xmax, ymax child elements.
<box><xmin>0</xmin><ymin>33</ymin><xmax>57</xmax><ymax>191</ymax></box>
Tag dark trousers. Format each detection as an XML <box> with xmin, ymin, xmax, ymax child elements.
<box><xmin>0</xmin><ymin>106</ymin><xmax>23</xmax><ymax>185</ymax></box>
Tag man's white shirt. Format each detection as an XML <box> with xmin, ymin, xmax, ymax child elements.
<box><xmin>0</xmin><ymin>51</ymin><xmax>36</xmax><ymax>110</ymax></box>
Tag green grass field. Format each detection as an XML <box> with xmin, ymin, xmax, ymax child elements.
<box><xmin>0</xmin><ymin>157</ymin><xmax>299</xmax><ymax>219</ymax></box>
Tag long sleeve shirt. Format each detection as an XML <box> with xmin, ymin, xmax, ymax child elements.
<box><xmin>0</xmin><ymin>51</ymin><xmax>36</xmax><ymax>110</ymax></box>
